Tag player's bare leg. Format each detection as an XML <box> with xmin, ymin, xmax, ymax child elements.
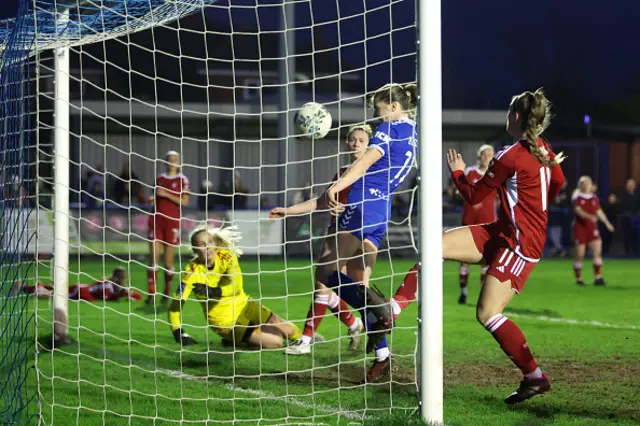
<box><xmin>573</xmin><ymin>243</ymin><xmax>586</xmax><ymax>286</ymax></box>
<box><xmin>478</xmin><ymin>276</ymin><xmax>550</xmax><ymax>404</ymax></box>
<box><xmin>443</xmin><ymin>226</ymin><xmax>483</xmax><ymax>264</ymax></box>
<box><xmin>162</xmin><ymin>243</ymin><xmax>177</xmax><ymax>304</ymax></box>
<box><xmin>344</xmin><ymin>257</ymin><xmax>365</xmax><ymax>350</ymax></box>
<box><xmin>459</xmin><ymin>262</ymin><xmax>470</xmax><ymax>304</ymax></box>
<box><xmin>588</xmin><ymin>239</ymin><xmax>605</xmax><ymax>286</ymax></box>
<box><xmin>286</xmin><ymin>237</ymin><xmax>362</xmax><ymax>355</ymax></box>
<box><xmin>246</xmin><ymin>329</ymin><xmax>285</xmax><ymax>349</ymax></box>
<box><xmin>145</xmin><ymin>240</ymin><xmax>163</xmax><ymax>305</ymax></box>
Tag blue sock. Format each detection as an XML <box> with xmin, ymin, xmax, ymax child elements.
<box><xmin>326</xmin><ymin>271</ymin><xmax>364</xmax><ymax>310</ymax></box>
<box><xmin>365</xmin><ymin>316</ymin><xmax>388</xmax><ymax>350</ymax></box>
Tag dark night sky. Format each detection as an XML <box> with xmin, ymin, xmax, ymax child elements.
<box><xmin>2</xmin><ymin>0</ymin><xmax>639</xmax><ymax>118</ymax></box>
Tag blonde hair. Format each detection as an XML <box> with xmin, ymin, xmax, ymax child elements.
<box><xmin>346</xmin><ymin>123</ymin><xmax>373</xmax><ymax>140</ymax></box>
<box><xmin>509</xmin><ymin>88</ymin><xmax>566</xmax><ymax>167</ymax></box>
<box><xmin>189</xmin><ymin>224</ymin><xmax>243</xmax><ymax>258</ymax></box>
<box><xmin>477</xmin><ymin>144</ymin><xmax>494</xmax><ymax>158</ymax></box>
<box><xmin>369</xmin><ymin>83</ymin><xmax>417</xmax><ymax>114</ymax></box>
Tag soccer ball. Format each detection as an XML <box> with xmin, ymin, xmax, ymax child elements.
<box><xmin>294</xmin><ymin>102</ymin><xmax>332</xmax><ymax>139</ymax></box>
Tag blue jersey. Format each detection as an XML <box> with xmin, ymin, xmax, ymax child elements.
<box><xmin>347</xmin><ymin>118</ymin><xmax>417</xmax><ymax>204</ymax></box>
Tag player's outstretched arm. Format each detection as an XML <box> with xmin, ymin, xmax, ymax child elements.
<box><xmin>329</xmin><ymin>149</ymin><xmax>382</xmax><ymax>195</ymax></box>
<box><xmin>548</xmin><ymin>164</ymin><xmax>565</xmax><ymax>203</ymax></box>
<box><xmin>447</xmin><ymin>149</ymin><xmax>507</xmax><ymax>205</ymax></box>
<box><xmin>269</xmin><ymin>198</ymin><xmax>319</xmax><ymax>218</ymax></box>
<box><xmin>596</xmin><ymin>208</ymin><xmax>615</xmax><ymax>232</ymax></box>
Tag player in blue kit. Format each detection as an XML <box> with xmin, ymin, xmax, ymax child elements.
<box><xmin>316</xmin><ymin>83</ymin><xmax>417</xmax><ymax>382</ymax></box>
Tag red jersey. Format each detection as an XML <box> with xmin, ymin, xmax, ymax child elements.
<box><xmin>462</xmin><ymin>166</ymin><xmax>497</xmax><ymax>225</ymax></box>
<box><xmin>334</xmin><ymin>166</ymin><xmax>353</xmax><ymax>205</ymax></box>
<box><xmin>452</xmin><ymin>138</ymin><xmax>565</xmax><ymax>261</ymax></box>
<box><xmin>155</xmin><ymin>173</ymin><xmax>190</xmax><ymax>219</ymax></box>
<box><xmin>572</xmin><ymin>192</ymin><xmax>600</xmax><ymax>229</ymax></box>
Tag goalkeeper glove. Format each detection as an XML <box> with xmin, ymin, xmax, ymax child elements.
<box><xmin>192</xmin><ymin>284</ymin><xmax>222</xmax><ymax>300</ymax></box>
<box><xmin>173</xmin><ymin>328</ymin><xmax>196</xmax><ymax>346</ymax></box>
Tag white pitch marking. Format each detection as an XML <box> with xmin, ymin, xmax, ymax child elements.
<box><xmin>506</xmin><ymin>313</ymin><xmax>640</xmax><ymax>330</ymax></box>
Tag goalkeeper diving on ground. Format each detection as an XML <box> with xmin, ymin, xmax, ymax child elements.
<box><xmin>169</xmin><ymin>224</ymin><xmax>317</xmax><ymax>348</ymax></box>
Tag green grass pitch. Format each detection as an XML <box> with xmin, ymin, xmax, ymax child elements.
<box><xmin>24</xmin><ymin>257</ymin><xmax>640</xmax><ymax>425</ymax></box>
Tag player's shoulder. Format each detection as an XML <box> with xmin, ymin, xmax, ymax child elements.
<box><xmin>216</xmin><ymin>249</ymin><xmax>235</xmax><ymax>265</ymax></box>
<box><xmin>494</xmin><ymin>141</ymin><xmax>523</xmax><ymax>163</ymax></box>
<box><xmin>464</xmin><ymin>166</ymin><xmax>481</xmax><ymax>177</ymax></box>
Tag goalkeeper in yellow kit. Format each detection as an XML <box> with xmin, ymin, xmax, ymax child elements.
<box><xmin>169</xmin><ymin>225</ymin><xmax>303</xmax><ymax>348</ymax></box>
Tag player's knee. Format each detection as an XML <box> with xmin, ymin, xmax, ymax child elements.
<box><xmin>476</xmin><ymin>304</ymin><xmax>498</xmax><ymax>325</ymax></box>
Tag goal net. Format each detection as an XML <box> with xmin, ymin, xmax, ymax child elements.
<box><xmin>2</xmin><ymin>0</ymin><xmax>421</xmax><ymax>424</ymax></box>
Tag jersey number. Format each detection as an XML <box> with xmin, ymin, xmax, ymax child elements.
<box><xmin>391</xmin><ymin>150</ymin><xmax>414</xmax><ymax>186</ymax></box>
<box><xmin>539</xmin><ymin>166</ymin><xmax>550</xmax><ymax>212</ymax></box>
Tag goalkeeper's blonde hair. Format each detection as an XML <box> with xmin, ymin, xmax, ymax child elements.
<box><xmin>346</xmin><ymin>123</ymin><xmax>373</xmax><ymax>140</ymax></box>
<box><xmin>189</xmin><ymin>224</ymin><xmax>243</xmax><ymax>258</ymax></box>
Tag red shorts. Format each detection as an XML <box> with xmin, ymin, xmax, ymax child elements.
<box><xmin>573</xmin><ymin>223</ymin><xmax>600</xmax><ymax>245</ymax></box>
<box><xmin>148</xmin><ymin>215</ymin><xmax>181</xmax><ymax>246</ymax></box>
<box><xmin>469</xmin><ymin>223</ymin><xmax>537</xmax><ymax>293</ymax></box>
<box><xmin>69</xmin><ymin>285</ymin><xmax>96</xmax><ymax>301</ymax></box>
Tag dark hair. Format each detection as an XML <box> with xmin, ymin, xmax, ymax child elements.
<box><xmin>370</xmin><ymin>83</ymin><xmax>417</xmax><ymax>113</ymax></box>
<box><xmin>509</xmin><ymin>88</ymin><xmax>564</xmax><ymax>166</ymax></box>
<box><xmin>112</xmin><ymin>267</ymin><xmax>126</xmax><ymax>282</ymax></box>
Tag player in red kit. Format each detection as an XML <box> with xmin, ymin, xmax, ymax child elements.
<box><xmin>571</xmin><ymin>176</ymin><xmax>615</xmax><ymax>286</ymax></box>
<box><xmin>146</xmin><ymin>151</ymin><xmax>190</xmax><ymax>304</ymax></box>
<box><xmin>444</xmin><ymin>89</ymin><xmax>566</xmax><ymax>404</ymax></box>
<box><xmin>458</xmin><ymin>144</ymin><xmax>497</xmax><ymax>304</ymax></box>
<box><xmin>270</xmin><ymin>124</ymin><xmax>373</xmax><ymax>355</ymax></box>
<box><xmin>20</xmin><ymin>267</ymin><xmax>140</xmax><ymax>301</ymax></box>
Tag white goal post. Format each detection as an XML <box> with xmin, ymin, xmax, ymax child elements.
<box><xmin>1</xmin><ymin>0</ymin><xmax>443</xmax><ymax>424</ymax></box>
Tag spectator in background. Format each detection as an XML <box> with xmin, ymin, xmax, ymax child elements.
<box><xmin>233</xmin><ymin>172</ymin><xmax>249</xmax><ymax>208</ymax></box>
<box><xmin>113</xmin><ymin>161</ymin><xmax>149</xmax><ymax>206</ymax></box>
<box><xmin>292</xmin><ymin>181</ymin><xmax>316</xmax><ymax>205</ymax></box>
<box><xmin>83</xmin><ymin>165</ymin><xmax>105</xmax><ymax>208</ymax></box>
<box><xmin>619</xmin><ymin>178</ymin><xmax>639</xmax><ymax>256</ymax></box>
<box><xmin>601</xmin><ymin>193</ymin><xmax>620</xmax><ymax>255</ymax></box>
<box><xmin>4</xmin><ymin>175</ymin><xmax>29</xmax><ymax>208</ymax></box>
<box><xmin>198</xmin><ymin>179</ymin><xmax>216</xmax><ymax>211</ymax></box>
<box><xmin>548</xmin><ymin>181</ymin><xmax>571</xmax><ymax>257</ymax></box>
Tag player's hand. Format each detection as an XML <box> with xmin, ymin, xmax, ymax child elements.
<box><xmin>589</xmin><ymin>215</ymin><xmax>598</xmax><ymax>223</ymax></box>
<box><xmin>472</xmin><ymin>203</ymin><xmax>483</xmax><ymax>210</ymax></box>
<box><xmin>606</xmin><ymin>223</ymin><xmax>615</xmax><ymax>233</ymax></box>
<box><xmin>325</xmin><ymin>189</ymin><xmax>345</xmax><ymax>216</ymax></box>
<box><xmin>269</xmin><ymin>207</ymin><xmax>286</xmax><ymax>219</ymax></box>
<box><xmin>446</xmin><ymin>149</ymin><xmax>466</xmax><ymax>173</ymax></box>
<box><xmin>156</xmin><ymin>188</ymin><xmax>168</xmax><ymax>198</ymax></box>
<box><xmin>173</xmin><ymin>328</ymin><xmax>196</xmax><ymax>346</ymax></box>
<box><xmin>192</xmin><ymin>283</ymin><xmax>222</xmax><ymax>300</ymax></box>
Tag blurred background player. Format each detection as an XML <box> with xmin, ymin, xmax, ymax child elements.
<box><xmin>571</xmin><ymin>176</ymin><xmax>615</xmax><ymax>286</ymax></box>
<box><xmin>147</xmin><ymin>151</ymin><xmax>190</xmax><ymax>305</ymax></box>
<box><xmin>458</xmin><ymin>144</ymin><xmax>496</xmax><ymax>304</ymax></box>
<box><xmin>317</xmin><ymin>83</ymin><xmax>418</xmax><ymax>382</ymax></box>
<box><xmin>21</xmin><ymin>267</ymin><xmax>140</xmax><ymax>301</ymax></box>
<box><xmin>271</xmin><ymin>124</ymin><xmax>373</xmax><ymax>354</ymax></box>
<box><xmin>444</xmin><ymin>89</ymin><xmax>565</xmax><ymax>404</ymax></box>
<box><xmin>169</xmin><ymin>225</ymin><xmax>305</xmax><ymax>349</ymax></box>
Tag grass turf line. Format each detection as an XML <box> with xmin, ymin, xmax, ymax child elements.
<box><xmin>24</xmin><ymin>258</ymin><xmax>640</xmax><ymax>425</ymax></box>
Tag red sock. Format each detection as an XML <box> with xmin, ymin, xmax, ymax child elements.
<box><xmin>484</xmin><ymin>314</ymin><xmax>538</xmax><ymax>375</ymax></box>
<box><xmin>164</xmin><ymin>269</ymin><xmax>175</xmax><ymax>295</ymax></box>
<box><xmin>391</xmin><ymin>264</ymin><xmax>418</xmax><ymax>319</ymax></box>
<box><xmin>573</xmin><ymin>262</ymin><xmax>582</xmax><ymax>281</ymax></box>
<box><xmin>593</xmin><ymin>260</ymin><xmax>602</xmax><ymax>279</ymax></box>
<box><xmin>328</xmin><ymin>293</ymin><xmax>357</xmax><ymax>328</ymax></box>
<box><xmin>302</xmin><ymin>294</ymin><xmax>329</xmax><ymax>338</ymax></box>
<box><xmin>147</xmin><ymin>265</ymin><xmax>158</xmax><ymax>294</ymax></box>
<box><xmin>480</xmin><ymin>266</ymin><xmax>488</xmax><ymax>285</ymax></box>
<box><xmin>459</xmin><ymin>264</ymin><xmax>469</xmax><ymax>290</ymax></box>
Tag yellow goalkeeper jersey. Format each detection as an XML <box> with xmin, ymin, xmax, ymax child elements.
<box><xmin>168</xmin><ymin>249</ymin><xmax>247</xmax><ymax>331</ymax></box>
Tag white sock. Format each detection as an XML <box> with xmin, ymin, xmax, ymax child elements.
<box><xmin>389</xmin><ymin>298</ymin><xmax>402</xmax><ymax>317</ymax></box>
<box><xmin>348</xmin><ymin>317</ymin><xmax>361</xmax><ymax>332</ymax></box>
<box><xmin>523</xmin><ymin>367</ymin><xmax>543</xmax><ymax>380</ymax></box>
<box><xmin>375</xmin><ymin>347</ymin><xmax>390</xmax><ymax>362</ymax></box>
<box><xmin>461</xmin><ymin>287</ymin><xmax>468</xmax><ymax>296</ymax></box>
<box><xmin>327</xmin><ymin>292</ymin><xmax>340</xmax><ymax>309</ymax></box>
<box><xmin>300</xmin><ymin>335</ymin><xmax>312</xmax><ymax>344</ymax></box>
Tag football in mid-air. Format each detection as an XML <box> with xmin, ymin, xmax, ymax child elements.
<box><xmin>294</xmin><ymin>102</ymin><xmax>332</xmax><ymax>139</ymax></box>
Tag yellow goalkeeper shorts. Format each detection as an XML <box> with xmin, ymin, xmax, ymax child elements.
<box><xmin>211</xmin><ymin>300</ymin><xmax>273</xmax><ymax>344</ymax></box>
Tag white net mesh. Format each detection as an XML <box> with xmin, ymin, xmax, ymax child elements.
<box><xmin>27</xmin><ymin>0</ymin><xmax>419</xmax><ymax>424</ymax></box>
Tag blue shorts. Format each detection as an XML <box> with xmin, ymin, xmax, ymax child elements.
<box><xmin>338</xmin><ymin>202</ymin><xmax>388</xmax><ymax>248</ymax></box>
